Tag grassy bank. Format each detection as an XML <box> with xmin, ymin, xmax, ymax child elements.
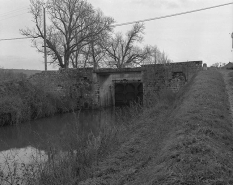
<box><xmin>2</xmin><ymin>69</ymin><xmax>233</xmax><ymax>184</ymax></box>
<box><xmin>78</xmin><ymin>70</ymin><xmax>233</xmax><ymax>184</ymax></box>
<box><xmin>147</xmin><ymin>70</ymin><xmax>233</xmax><ymax>184</ymax></box>
<box><xmin>0</xmin><ymin>70</ymin><xmax>76</xmax><ymax>126</ymax></box>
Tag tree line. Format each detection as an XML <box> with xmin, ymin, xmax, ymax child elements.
<box><xmin>21</xmin><ymin>0</ymin><xmax>172</xmax><ymax>69</ymax></box>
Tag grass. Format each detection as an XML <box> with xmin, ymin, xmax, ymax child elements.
<box><xmin>228</xmin><ymin>71</ymin><xmax>233</xmax><ymax>86</ymax></box>
<box><xmin>75</xmin><ymin>70</ymin><xmax>233</xmax><ymax>184</ymax></box>
<box><xmin>228</xmin><ymin>71</ymin><xmax>233</xmax><ymax>78</ymax></box>
<box><xmin>27</xmin><ymin>87</ymin><xmax>177</xmax><ymax>184</ymax></box>
<box><xmin>77</xmin><ymin>89</ymin><xmax>178</xmax><ymax>184</ymax></box>
<box><xmin>147</xmin><ymin>70</ymin><xmax>233</xmax><ymax>184</ymax></box>
<box><xmin>28</xmin><ymin>103</ymin><xmax>145</xmax><ymax>185</ymax></box>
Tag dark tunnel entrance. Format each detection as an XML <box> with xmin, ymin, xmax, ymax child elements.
<box><xmin>114</xmin><ymin>80</ymin><xmax>143</xmax><ymax>106</ymax></box>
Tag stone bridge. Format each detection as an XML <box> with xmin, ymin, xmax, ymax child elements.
<box><xmin>93</xmin><ymin>68</ymin><xmax>142</xmax><ymax>107</ymax></box>
<box><xmin>30</xmin><ymin>61</ymin><xmax>203</xmax><ymax>108</ymax></box>
<box><xmin>93</xmin><ymin>61</ymin><xmax>202</xmax><ymax>107</ymax></box>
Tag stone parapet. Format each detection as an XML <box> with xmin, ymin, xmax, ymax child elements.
<box><xmin>142</xmin><ymin>61</ymin><xmax>202</xmax><ymax>105</ymax></box>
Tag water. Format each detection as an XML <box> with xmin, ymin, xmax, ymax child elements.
<box><xmin>0</xmin><ymin>108</ymin><xmax>116</xmax><ymax>181</ymax></box>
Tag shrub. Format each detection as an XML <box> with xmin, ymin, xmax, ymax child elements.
<box><xmin>0</xmin><ymin>96</ymin><xmax>29</xmax><ymax>125</ymax></box>
<box><xmin>0</xmin><ymin>79</ymin><xmax>62</xmax><ymax>125</ymax></box>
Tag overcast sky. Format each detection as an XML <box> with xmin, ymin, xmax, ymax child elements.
<box><xmin>0</xmin><ymin>0</ymin><xmax>232</xmax><ymax>70</ymax></box>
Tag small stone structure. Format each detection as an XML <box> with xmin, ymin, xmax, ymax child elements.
<box><xmin>203</xmin><ymin>63</ymin><xmax>207</xmax><ymax>70</ymax></box>
<box><xmin>29</xmin><ymin>61</ymin><xmax>202</xmax><ymax>109</ymax></box>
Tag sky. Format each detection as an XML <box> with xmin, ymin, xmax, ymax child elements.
<box><xmin>0</xmin><ymin>0</ymin><xmax>232</xmax><ymax>70</ymax></box>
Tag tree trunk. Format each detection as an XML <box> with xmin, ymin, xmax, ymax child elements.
<box><xmin>64</xmin><ymin>54</ymin><xmax>69</xmax><ymax>69</ymax></box>
<box><xmin>91</xmin><ymin>44</ymin><xmax>97</xmax><ymax>70</ymax></box>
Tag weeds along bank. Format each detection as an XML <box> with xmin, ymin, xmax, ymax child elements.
<box><xmin>77</xmin><ymin>70</ymin><xmax>233</xmax><ymax>184</ymax></box>
<box><xmin>0</xmin><ymin>85</ymin><xmax>179</xmax><ymax>184</ymax></box>
<box><xmin>73</xmin><ymin>72</ymin><xmax>195</xmax><ymax>184</ymax></box>
<box><xmin>0</xmin><ymin>102</ymin><xmax>146</xmax><ymax>184</ymax></box>
<box><xmin>0</xmin><ymin>70</ymin><xmax>88</xmax><ymax>126</ymax></box>
<box><xmin>28</xmin><ymin>88</ymin><xmax>178</xmax><ymax>184</ymax></box>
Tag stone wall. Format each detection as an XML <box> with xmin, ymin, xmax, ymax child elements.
<box><xmin>142</xmin><ymin>61</ymin><xmax>202</xmax><ymax>105</ymax></box>
<box><xmin>28</xmin><ymin>61</ymin><xmax>202</xmax><ymax>109</ymax></box>
<box><xmin>29</xmin><ymin>68</ymin><xmax>95</xmax><ymax>109</ymax></box>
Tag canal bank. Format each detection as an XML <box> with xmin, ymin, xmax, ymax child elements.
<box><xmin>0</xmin><ymin>61</ymin><xmax>202</xmax><ymax>126</ymax></box>
<box><xmin>0</xmin><ymin>108</ymin><xmax>116</xmax><ymax>184</ymax></box>
<box><xmin>2</xmin><ymin>70</ymin><xmax>232</xmax><ymax>184</ymax></box>
<box><xmin>77</xmin><ymin>70</ymin><xmax>233</xmax><ymax>184</ymax></box>
<box><xmin>0</xmin><ymin>84</ymin><xmax>178</xmax><ymax>184</ymax></box>
<box><xmin>0</xmin><ymin>69</ymin><xmax>96</xmax><ymax>126</ymax></box>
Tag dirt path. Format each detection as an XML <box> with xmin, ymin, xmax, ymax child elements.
<box><xmin>219</xmin><ymin>69</ymin><xmax>233</xmax><ymax>120</ymax></box>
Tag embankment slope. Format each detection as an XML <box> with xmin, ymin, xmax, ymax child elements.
<box><xmin>145</xmin><ymin>70</ymin><xmax>233</xmax><ymax>184</ymax></box>
<box><xmin>81</xmin><ymin>70</ymin><xmax>233</xmax><ymax>184</ymax></box>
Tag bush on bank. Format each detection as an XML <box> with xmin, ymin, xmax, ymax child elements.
<box><xmin>0</xmin><ymin>71</ymin><xmax>77</xmax><ymax>126</ymax></box>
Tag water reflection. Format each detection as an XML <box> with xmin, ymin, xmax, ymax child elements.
<box><xmin>0</xmin><ymin>108</ymin><xmax>115</xmax><ymax>175</ymax></box>
<box><xmin>0</xmin><ymin>146</ymin><xmax>47</xmax><ymax>185</ymax></box>
<box><xmin>0</xmin><ymin>146</ymin><xmax>47</xmax><ymax>172</ymax></box>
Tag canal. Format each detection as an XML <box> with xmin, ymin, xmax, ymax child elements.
<box><xmin>0</xmin><ymin>108</ymin><xmax>117</xmax><ymax>182</ymax></box>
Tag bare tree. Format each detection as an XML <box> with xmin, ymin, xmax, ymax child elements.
<box><xmin>20</xmin><ymin>0</ymin><xmax>114</xmax><ymax>69</ymax></box>
<box><xmin>104</xmin><ymin>23</ymin><xmax>150</xmax><ymax>68</ymax></box>
<box><xmin>211</xmin><ymin>63</ymin><xmax>220</xmax><ymax>68</ymax></box>
<box><xmin>145</xmin><ymin>46</ymin><xmax>171</xmax><ymax>64</ymax></box>
<box><xmin>70</xmin><ymin>10</ymin><xmax>112</xmax><ymax>69</ymax></box>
